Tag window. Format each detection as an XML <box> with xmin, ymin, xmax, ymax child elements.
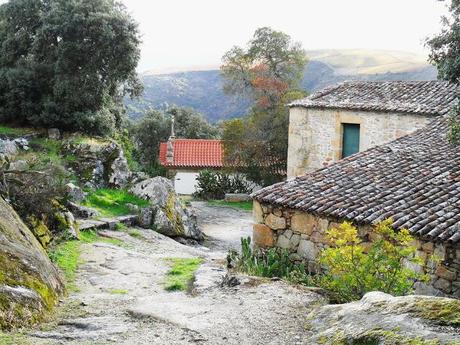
<box><xmin>342</xmin><ymin>123</ymin><xmax>360</xmax><ymax>158</ymax></box>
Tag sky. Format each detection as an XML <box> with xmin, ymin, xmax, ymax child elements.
<box><xmin>120</xmin><ymin>0</ymin><xmax>449</xmax><ymax>73</ymax></box>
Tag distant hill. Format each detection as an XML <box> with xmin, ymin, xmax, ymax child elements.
<box><xmin>126</xmin><ymin>49</ymin><xmax>437</xmax><ymax>123</ymax></box>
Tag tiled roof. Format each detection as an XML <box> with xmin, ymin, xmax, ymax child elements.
<box><xmin>159</xmin><ymin>139</ymin><xmax>223</xmax><ymax>168</ymax></box>
<box><xmin>290</xmin><ymin>81</ymin><xmax>459</xmax><ymax>116</ymax></box>
<box><xmin>252</xmin><ymin>116</ymin><xmax>460</xmax><ymax>244</ymax></box>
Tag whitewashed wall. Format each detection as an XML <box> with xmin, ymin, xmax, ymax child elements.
<box><xmin>173</xmin><ymin>171</ymin><xmax>199</xmax><ymax>195</ymax></box>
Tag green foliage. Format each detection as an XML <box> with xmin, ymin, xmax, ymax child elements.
<box><xmin>132</xmin><ymin>106</ymin><xmax>219</xmax><ymax>174</ymax></box>
<box><xmin>0</xmin><ymin>332</ymin><xmax>30</xmax><ymax>345</ymax></box>
<box><xmin>0</xmin><ymin>0</ymin><xmax>142</xmax><ymax>135</ymax></box>
<box><xmin>0</xmin><ymin>126</ymin><xmax>33</xmax><ymax>137</ymax></box>
<box><xmin>193</xmin><ymin>170</ymin><xmax>253</xmax><ymax>200</ymax></box>
<box><xmin>447</xmin><ymin>103</ymin><xmax>460</xmax><ymax>144</ymax></box>
<box><xmin>229</xmin><ymin>237</ymin><xmax>311</xmax><ymax>282</ymax></box>
<box><xmin>128</xmin><ymin>229</ymin><xmax>143</xmax><ymax>239</ymax></box>
<box><xmin>164</xmin><ymin>258</ymin><xmax>203</xmax><ymax>292</ymax></box>
<box><xmin>221</xmin><ymin>28</ymin><xmax>308</xmax><ymax>186</ymax></box>
<box><xmin>48</xmin><ymin>240</ymin><xmax>80</xmax><ymax>286</ymax></box>
<box><xmin>427</xmin><ymin>0</ymin><xmax>460</xmax><ymax>84</ymax></box>
<box><xmin>113</xmin><ymin>129</ymin><xmax>140</xmax><ymax>171</ymax></box>
<box><xmin>81</xmin><ymin>188</ymin><xmax>149</xmax><ymax>217</ymax></box>
<box><xmin>207</xmin><ymin>200</ymin><xmax>253</xmax><ymax>211</ymax></box>
<box><xmin>317</xmin><ymin>220</ymin><xmax>427</xmax><ymax>303</ymax></box>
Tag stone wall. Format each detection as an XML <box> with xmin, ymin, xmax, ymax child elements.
<box><xmin>253</xmin><ymin>200</ymin><xmax>460</xmax><ymax>298</ymax></box>
<box><xmin>287</xmin><ymin>107</ymin><xmax>431</xmax><ymax>178</ymax></box>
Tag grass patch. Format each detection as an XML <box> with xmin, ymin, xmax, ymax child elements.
<box><xmin>107</xmin><ymin>289</ymin><xmax>128</xmax><ymax>295</ymax></box>
<box><xmin>0</xmin><ymin>126</ymin><xmax>33</xmax><ymax>137</ymax></box>
<box><xmin>208</xmin><ymin>200</ymin><xmax>253</xmax><ymax>211</ymax></box>
<box><xmin>128</xmin><ymin>229</ymin><xmax>144</xmax><ymax>239</ymax></box>
<box><xmin>27</xmin><ymin>138</ymin><xmax>63</xmax><ymax>166</ymax></box>
<box><xmin>0</xmin><ymin>331</ymin><xmax>29</xmax><ymax>345</ymax></box>
<box><xmin>115</xmin><ymin>223</ymin><xmax>127</xmax><ymax>231</ymax></box>
<box><xmin>49</xmin><ymin>230</ymin><xmax>125</xmax><ymax>289</ymax></box>
<box><xmin>82</xmin><ymin>188</ymin><xmax>149</xmax><ymax>217</ymax></box>
<box><xmin>164</xmin><ymin>258</ymin><xmax>203</xmax><ymax>292</ymax></box>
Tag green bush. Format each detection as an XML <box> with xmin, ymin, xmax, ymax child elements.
<box><xmin>193</xmin><ymin>170</ymin><xmax>253</xmax><ymax>200</ymax></box>
<box><xmin>317</xmin><ymin>219</ymin><xmax>427</xmax><ymax>303</ymax></box>
<box><xmin>229</xmin><ymin>237</ymin><xmax>311</xmax><ymax>282</ymax></box>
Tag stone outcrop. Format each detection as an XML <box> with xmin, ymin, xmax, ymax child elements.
<box><xmin>0</xmin><ymin>197</ymin><xmax>64</xmax><ymax>329</ymax></box>
<box><xmin>306</xmin><ymin>292</ymin><xmax>460</xmax><ymax>344</ymax></box>
<box><xmin>130</xmin><ymin>177</ymin><xmax>202</xmax><ymax>240</ymax></box>
<box><xmin>62</xmin><ymin>139</ymin><xmax>131</xmax><ymax>189</ymax></box>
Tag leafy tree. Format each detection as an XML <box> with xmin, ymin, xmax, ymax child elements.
<box><xmin>221</xmin><ymin>27</ymin><xmax>307</xmax><ymax>186</ymax></box>
<box><xmin>427</xmin><ymin>0</ymin><xmax>460</xmax><ymax>143</ymax></box>
<box><xmin>0</xmin><ymin>0</ymin><xmax>142</xmax><ymax>135</ymax></box>
<box><xmin>317</xmin><ymin>220</ymin><xmax>428</xmax><ymax>303</ymax></box>
<box><xmin>133</xmin><ymin>106</ymin><xmax>219</xmax><ymax>175</ymax></box>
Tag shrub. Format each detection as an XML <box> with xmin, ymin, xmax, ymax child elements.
<box><xmin>317</xmin><ymin>219</ymin><xmax>427</xmax><ymax>303</ymax></box>
<box><xmin>228</xmin><ymin>237</ymin><xmax>311</xmax><ymax>282</ymax></box>
<box><xmin>193</xmin><ymin>170</ymin><xmax>253</xmax><ymax>200</ymax></box>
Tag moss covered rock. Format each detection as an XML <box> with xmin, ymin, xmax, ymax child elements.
<box><xmin>0</xmin><ymin>197</ymin><xmax>64</xmax><ymax>330</ymax></box>
<box><xmin>130</xmin><ymin>177</ymin><xmax>202</xmax><ymax>240</ymax></box>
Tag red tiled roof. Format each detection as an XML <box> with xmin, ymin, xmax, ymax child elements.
<box><xmin>159</xmin><ymin>139</ymin><xmax>223</xmax><ymax>168</ymax></box>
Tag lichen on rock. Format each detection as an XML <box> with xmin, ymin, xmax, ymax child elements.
<box><xmin>0</xmin><ymin>197</ymin><xmax>64</xmax><ymax>330</ymax></box>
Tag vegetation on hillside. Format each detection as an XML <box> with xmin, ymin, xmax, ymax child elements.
<box><xmin>0</xmin><ymin>0</ymin><xmax>141</xmax><ymax>135</ymax></box>
<box><xmin>220</xmin><ymin>27</ymin><xmax>308</xmax><ymax>186</ymax></box>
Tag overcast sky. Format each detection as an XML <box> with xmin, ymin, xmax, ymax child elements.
<box><xmin>120</xmin><ymin>0</ymin><xmax>449</xmax><ymax>73</ymax></box>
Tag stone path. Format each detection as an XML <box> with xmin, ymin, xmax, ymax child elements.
<box><xmin>26</xmin><ymin>203</ymin><xmax>325</xmax><ymax>345</ymax></box>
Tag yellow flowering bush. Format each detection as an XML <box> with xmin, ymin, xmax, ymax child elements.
<box><xmin>317</xmin><ymin>219</ymin><xmax>428</xmax><ymax>303</ymax></box>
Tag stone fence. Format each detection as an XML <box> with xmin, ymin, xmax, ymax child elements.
<box><xmin>253</xmin><ymin>200</ymin><xmax>460</xmax><ymax>298</ymax></box>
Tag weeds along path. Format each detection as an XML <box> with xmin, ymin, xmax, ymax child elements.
<box><xmin>27</xmin><ymin>203</ymin><xmax>324</xmax><ymax>345</ymax></box>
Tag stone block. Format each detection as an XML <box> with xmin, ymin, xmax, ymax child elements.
<box><xmin>422</xmin><ymin>242</ymin><xmax>434</xmax><ymax>253</ymax></box>
<box><xmin>435</xmin><ymin>266</ymin><xmax>457</xmax><ymax>281</ymax></box>
<box><xmin>225</xmin><ymin>193</ymin><xmax>251</xmax><ymax>202</ymax></box>
<box><xmin>297</xmin><ymin>239</ymin><xmax>318</xmax><ymax>261</ymax></box>
<box><xmin>290</xmin><ymin>234</ymin><xmax>301</xmax><ymax>248</ymax></box>
<box><xmin>265</xmin><ymin>213</ymin><xmax>286</xmax><ymax>230</ymax></box>
<box><xmin>277</xmin><ymin>235</ymin><xmax>291</xmax><ymax>249</ymax></box>
<box><xmin>433</xmin><ymin>278</ymin><xmax>452</xmax><ymax>293</ymax></box>
<box><xmin>402</xmin><ymin>259</ymin><xmax>424</xmax><ymax>274</ymax></box>
<box><xmin>291</xmin><ymin>212</ymin><xmax>316</xmax><ymax>235</ymax></box>
<box><xmin>284</xmin><ymin>230</ymin><xmax>293</xmax><ymax>239</ymax></box>
<box><xmin>318</xmin><ymin>218</ymin><xmax>329</xmax><ymax>232</ymax></box>
<box><xmin>253</xmin><ymin>224</ymin><xmax>275</xmax><ymax>248</ymax></box>
<box><xmin>253</xmin><ymin>201</ymin><xmax>264</xmax><ymax>224</ymax></box>
<box><xmin>273</xmin><ymin>208</ymin><xmax>282</xmax><ymax>217</ymax></box>
<box><xmin>434</xmin><ymin>244</ymin><xmax>446</xmax><ymax>260</ymax></box>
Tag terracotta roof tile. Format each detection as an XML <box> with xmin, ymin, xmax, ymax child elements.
<box><xmin>159</xmin><ymin>139</ymin><xmax>223</xmax><ymax>168</ymax></box>
<box><xmin>290</xmin><ymin>81</ymin><xmax>459</xmax><ymax>116</ymax></box>
<box><xmin>252</xmin><ymin>116</ymin><xmax>460</xmax><ymax>244</ymax></box>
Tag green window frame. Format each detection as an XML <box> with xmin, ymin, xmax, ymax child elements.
<box><xmin>342</xmin><ymin>123</ymin><xmax>360</xmax><ymax>158</ymax></box>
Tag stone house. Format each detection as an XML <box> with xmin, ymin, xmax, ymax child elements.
<box><xmin>252</xmin><ymin>109</ymin><xmax>460</xmax><ymax>297</ymax></box>
<box><xmin>287</xmin><ymin>80</ymin><xmax>459</xmax><ymax>178</ymax></box>
<box><xmin>159</xmin><ymin>138</ymin><xmax>224</xmax><ymax>195</ymax></box>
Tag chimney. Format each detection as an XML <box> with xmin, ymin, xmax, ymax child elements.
<box><xmin>166</xmin><ymin>115</ymin><xmax>175</xmax><ymax>165</ymax></box>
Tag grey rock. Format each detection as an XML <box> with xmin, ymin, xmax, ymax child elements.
<box><xmin>68</xmin><ymin>202</ymin><xmax>99</xmax><ymax>219</ymax></box>
<box><xmin>108</xmin><ymin>149</ymin><xmax>131</xmax><ymax>188</ymax></box>
<box><xmin>289</xmin><ymin>234</ymin><xmax>301</xmax><ymax>248</ymax></box>
<box><xmin>9</xmin><ymin>160</ymin><xmax>28</xmax><ymax>171</ymax></box>
<box><xmin>130</xmin><ymin>177</ymin><xmax>202</xmax><ymax>240</ymax></box>
<box><xmin>224</xmin><ymin>193</ymin><xmax>251</xmax><ymax>202</ymax></box>
<box><xmin>138</xmin><ymin>208</ymin><xmax>153</xmax><ymax>228</ymax></box>
<box><xmin>277</xmin><ymin>235</ymin><xmax>291</xmax><ymax>249</ymax></box>
<box><xmin>297</xmin><ymin>239</ymin><xmax>317</xmax><ymax>261</ymax></box>
<box><xmin>0</xmin><ymin>139</ymin><xmax>18</xmax><ymax>156</ymax></box>
<box><xmin>65</xmin><ymin>183</ymin><xmax>87</xmax><ymax>202</ymax></box>
<box><xmin>48</xmin><ymin>128</ymin><xmax>61</xmax><ymax>140</ymax></box>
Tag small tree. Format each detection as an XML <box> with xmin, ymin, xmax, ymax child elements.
<box><xmin>317</xmin><ymin>219</ymin><xmax>427</xmax><ymax>303</ymax></box>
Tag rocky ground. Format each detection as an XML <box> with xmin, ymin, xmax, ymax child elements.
<box><xmin>13</xmin><ymin>203</ymin><xmax>460</xmax><ymax>345</ymax></box>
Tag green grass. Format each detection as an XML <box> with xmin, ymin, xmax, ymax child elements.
<box><xmin>128</xmin><ymin>229</ymin><xmax>144</xmax><ymax>239</ymax></box>
<box><xmin>49</xmin><ymin>230</ymin><xmax>125</xmax><ymax>289</ymax></box>
<box><xmin>0</xmin><ymin>332</ymin><xmax>29</xmax><ymax>345</ymax></box>
<box><xmin>164</xmin><ymin>258</ymin><xmax>203</xmax><ymax>292</ymax></box>
<box><xmin>0</xmin><ymin>126</ymin><xmax>33</xmax><ymax>137</ymax></box>
<box><xmin>82</xmin><ymin>188</ymin><xmax>149</xmax><ymax>217</ymax></box>
<box><xmin>27</xmin><ymin>138</ymin><xmax>63</xmax><ymax>166</ymax></box>
<box><xmin>208</xmin><ymin>200</ymin><xmax>253</xmax><ymax>211</ymax></box>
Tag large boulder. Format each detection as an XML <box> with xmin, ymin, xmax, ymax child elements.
<box><xmin>62</xmin><ymin>139</ymin><xmax>131</xmax><ymax>189</ymax></box>
<box><xmin>305</xmin><ymin>292</ymin><xmax>460</xmax><ymax>344</ymax></box>
<box><xmin>0</xmin><ymin>197</ymin><xmax>64</xmax><ymax>329</ymax></box>
<box><xmin>130</xmin><ymin>177</ymin><xmax>202</xmax><ymax>240</ymax></box>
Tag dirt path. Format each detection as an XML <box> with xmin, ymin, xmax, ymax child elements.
<box><xmin>27</xmin><ymin>203</ymin><xmax>324</xmax><ymax>345</ymax></box>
